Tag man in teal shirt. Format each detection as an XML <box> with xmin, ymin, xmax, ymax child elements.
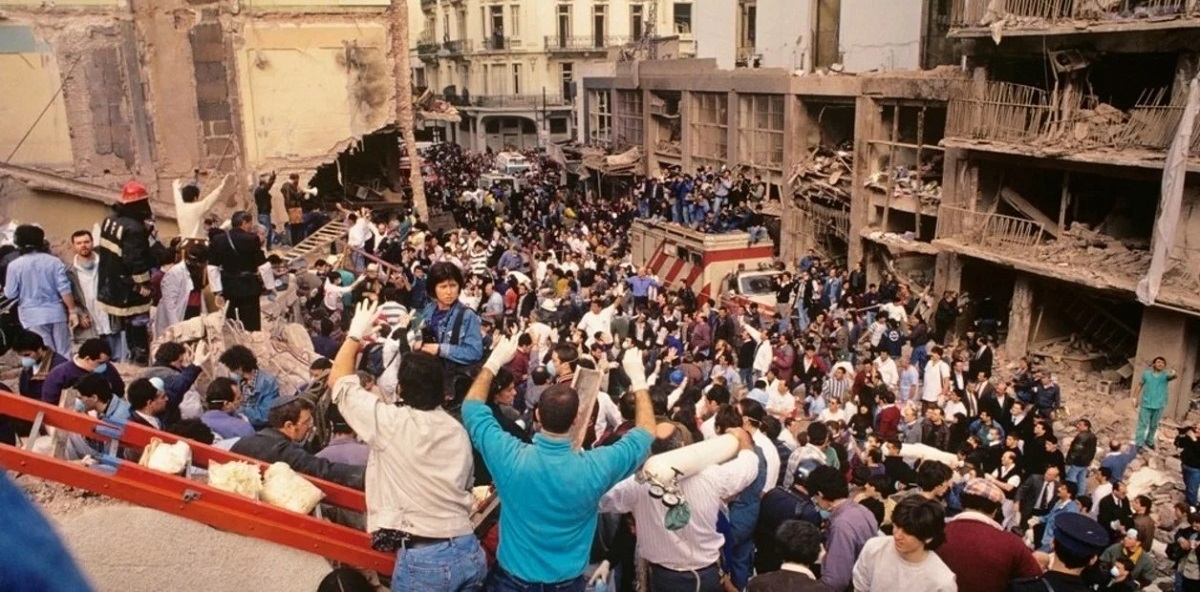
<box><xmin>463</xmin><ymin>336</ymin><xmax>655</xmax><ymax>590</ymax></box>
<box><xmin>1133</xmin><ymin>356</ymin><xmax>1177</xmax><ymax>450</ymax></box>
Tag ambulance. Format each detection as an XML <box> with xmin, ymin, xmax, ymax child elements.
<box><xmin>628</xmin><ymin>219</ymin><xmax>781</xmax><ymax>311</ymax></box>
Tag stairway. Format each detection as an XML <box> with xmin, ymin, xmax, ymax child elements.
<box><xmin>283</xmin><ymin>219</ymin><xmax>347</xmax><ymax>264</ymax></box>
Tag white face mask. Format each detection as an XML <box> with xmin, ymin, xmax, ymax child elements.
<box><xmin>1110</xmin><ymin>567</ymin><xmax>1121</xmax><ymax>578</ymax></box>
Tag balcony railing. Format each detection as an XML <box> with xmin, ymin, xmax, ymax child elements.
<box><xmin>442</xmin><ymin>39</ymin><xmax>471</xmax><ymax>55</ymax></box>
<box><xmin>468</xmin><ymin>94</ymin><xmax>569</xmax><ymax>108</ymax></box>
<box><xmin>946</xmin><ymin>81</ymin><xmax>1200</xmax><ymax>156</ymax></box>
<box><xmin>935</xmin><ymin>205</ymin><xmax>1046</xmax><ymax>248</ymax></box>
<box><xmin>949</xmin><ymin>0</ymin><xmax>1196</xmax><ymax>29</ymax></box>
<box><xmin>417</xmin><ymin>41</ymin><xmax>441</xmax><ymax>58</ymax></box>
<box><xmin>544</xmin><ymin>35</ymin><xmax>632</xmax><ymax>52</ymax></box>
<box><xmin>420</xmin><ymin>0</ymin><xmax>437</xmax><ymax>10</ymax></box>
<box><xmin>478</xmin><ymin>36</ymin><xmax>509</xmax><ymax>51</ymax></box>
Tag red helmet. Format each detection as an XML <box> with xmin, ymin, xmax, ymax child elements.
<box><xmin>120</xmin><ymin>180</ymin><xmax>149</xmax><ymax>203</ymax></box>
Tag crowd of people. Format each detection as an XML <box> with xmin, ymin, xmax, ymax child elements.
<box><xmin>0</xmin><ymin>141</ymin><xmax>1193</xmax><ymax>592</ymax></box>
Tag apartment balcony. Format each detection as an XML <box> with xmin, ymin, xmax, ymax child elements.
<box><xmin>420</xmin><ymin>0</ymin><xmax>437</xmax><ymax>10</ymax></box>
<box><xmin>416</xmin><ymin>38</ymin><xmax>441</xmax><ymax>61</ymax></box>
<box><xmin>442</xmin><ymin>39</ymin><xmax>471</xmax><ymax>56</ymax></box>
<box><xmin>948</xmin><ymin>0</ymin><xmax>1200</xmax><ymax>37</ymax></box>
<box><xmin>943</xmin><ymin>81</ymin><xmax>1200</xmax><ymax>170</ymax></box>
<box><xmin>465</xmin><ymin>94</ymin><xmax>570</xmax><ymax>109</ymax></box>
<box><xmin>544</xmin><ymin>35</ymin><xmax>632</xmax><ymax>53</ymax></box>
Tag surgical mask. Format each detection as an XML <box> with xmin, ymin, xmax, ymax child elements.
<box><xmin>545</xmin><ymin>360</ymin><xmax>557</xmax><ymax>377</ymax></box>
<box><xmin>74</xmin><ymin>399</ymin><xmax>86</xmax><ymax>413</ymax></box>
<box><xmin>1110</xmin><ymin>567</ymin><xmax>1121</xmax><ymax>578</ymax></box>
<box><xmin>77</xmin><ymin>260</ymin><xmax>96</xmax><ymax>271</ymax></box>
<box><xmin>19</xmin><ymin>356</ymin><xmax>37</xmax><ymax>368</ymax></box>
<box><xmin>92</xmin><ymin>362</ymin><xmax>108</xmax><ymax>374</ymax></box>
<box><xmin>818</xmin><ymin>507</ymin><xmax>831</xmax><ymax>520</ymax></box>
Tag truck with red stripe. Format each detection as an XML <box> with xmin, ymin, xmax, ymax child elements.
<box><xmin>628</xmin><ymin>220</ymin><xmax>781</xmax><ymax>311</ymax></box>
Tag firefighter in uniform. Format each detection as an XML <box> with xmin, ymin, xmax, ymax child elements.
<box><xmin>96</xmin><ymin>181</ymin><xmax>157</xmax><ymax>365</ymax></box>
<box><xmin>1009</xmin><ymin>513</ymin><xmax>1109</xmax><ymax>592</ymax></box>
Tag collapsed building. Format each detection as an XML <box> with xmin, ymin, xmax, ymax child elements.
<box><xmin>0</xmin><ymin>0</ymin><xmax>429</xmax><ymax>239</ymax></box>
<box><xmin>579</xmin><ymin>0</ymin><xmax>1200</xmax><ymax>422</ymax></box>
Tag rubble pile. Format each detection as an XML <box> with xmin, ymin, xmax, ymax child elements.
<box><xmin>865</xmin><ymin>163</ymin><xmax>944</xmax><ymax>207</ymax></box>
<box><xmin>789</xmin><ymin>147</ymin><xmax>853</xmax><ymax>203</ymax></box>
<box><xmin>998</xmin><ymin>347</ymin><xmax>1195</xmax><ymax>587</ymax></box>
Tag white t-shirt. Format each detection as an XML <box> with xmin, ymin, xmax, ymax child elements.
<box><xmin>921</xmin><ymin>360</ymin><xmax>950</xmax><ymax>403</ymax></box>
<box><xmin>852</xmin><ymin>535</ymin><xmax>956</xmax><ymax>592</ymax></box>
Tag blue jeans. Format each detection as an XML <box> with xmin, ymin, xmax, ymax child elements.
<box><xmin>102</xmin><ymin>332</ymin><xmax>128</xmax><ymax>363</ymax></box>
<box><xmin>392</xmin><ymin>534</ymin><xmax>487</xmax><ymax>592</ymax></box>
<box><xmin>1185</xmin><ymin>465</ymin><xmax>1200</xmax><ymax>508</ymax></box>
<box><xmin>647</xmin><ymin>563</ymin><xmax>722</xmax><ymax>592</ymax></box>
<box><xmin>1065</xmin><ymin>465</ymin><xmax>1088</xmax><ymax>497</ymax></box>
<box><xmin>485</xmin><ymin>565</ymin><xmax>584</xmax><ymax>592</ymax></box>
<box><xmin>749</xmin><ymin>226</ymin><xmax>768</xmax><ymax>244</ymax></box>
<box><xmin>911</xmin><ymin>343</ymin><xmax>929</xmax><ymax>371</ymax></box>
<box><xmin>258</xmin><ymin>213</ymin><xmax>275</xmax><ymax>248</ymax></box>
<box><xmin>28</xmin><ymin>322</ymin><xmax>71</xmax><ymax>357</ymax></box>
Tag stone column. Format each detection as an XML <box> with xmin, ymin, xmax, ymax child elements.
<box><xmin>1006</xmin><ymin>274</ymin><xmax>1033</xmax><ymax>359</ymax></box>
<box><xmin>1134</xmin><ymin>307</ymin><xmax>1198</xmax><ymax>421</ymax></box>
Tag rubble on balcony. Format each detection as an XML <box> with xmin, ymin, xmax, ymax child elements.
<box><xmin>865</xmin><ymin>163</ymin><xmax>943</xmax><ymax>206</ymax></box>
<box><xmin>581</xmin><ymin>146</ymin><xmax>644</xmax><ymax>176</ymax></box>
<box><xmin>416</xmin><ymin>89</ymin><xmax>461</xmax><ymax>123</ymax></box>
<box><xmin>655</xmin><ymin>139</ymin><xmax>682</xmax><ymax>156</ymax></box>
<box><xmin>954</xmin><ymin>0</ymin><xmax>1198</xmax><ymax>42</ymax></box>
<box><xmin>788</xmin><ymin>146</ymin><xmax>853</xmax><ymax>204</ymax></box>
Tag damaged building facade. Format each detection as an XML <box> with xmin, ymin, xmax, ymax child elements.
<box><xmin>0</xmin><ymin>0</ymin><xmax>416</xmax><ymax>237</ymax></box>
<box><xmin>580</xmin><ymin>0</ymin><xmax>1200</xmax><ymax>419</ymax></box>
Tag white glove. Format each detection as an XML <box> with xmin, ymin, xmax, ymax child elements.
<box><xmin>588</xmin><ymin>560</ymin><xmax>611</xmax><ymax>586</ymax></box>
<box><xmin>192</xmin><ymin>341</ymin><xmax>210</xmax><ymax>366</ymax></box>
<box><xmin>347</xmin><ymin>300</ymin><xmax>381</xmax><ymax>342</ymax></box>
<box><xmin>484</xmin><ymin>334</ymin><xmax>520</xmax><ymax>375</ymax></box>
<box><xmin>623</xmin><ymin>348</ymin><xmax>649</xmax><ymax>393</ymax></box>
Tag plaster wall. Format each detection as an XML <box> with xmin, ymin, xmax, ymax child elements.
<box><xmin>757</xmin><ymin>0</ymin><xmax>809</xmax><ymax>71</ymax></box>
<box><xmin>235</xmin><ymin>22</ymin><xmax>394</xmax><ymax>170</ymax></box>
<box><xmin>0</xmin><ymin>49</ymin><xmax>73</xmax><ymax>166</ymax></box>
<box><xmin>839</xmin><ymin>0</ymin><xmax>922</xmax><ymax>72</ymax></box>
<box><xmin>693</xmin><ymin>0</ymin><xmax>736</xmax><ymax>71</ymax></box>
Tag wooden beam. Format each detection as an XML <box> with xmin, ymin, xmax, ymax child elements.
<box><xmin>1057</xmin><ymin>171</ymin><xmax>1070</xmax><ymax>234</ymax></box>
<box><xmin>999</xmin><ymin>187</ymin><xmax>1060</xmax><ymax>238</ymax></box>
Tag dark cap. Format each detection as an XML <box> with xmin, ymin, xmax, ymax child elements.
<box><xmin>1053</xmin><ymin>514</ymin><xmax>1109</xmax><ymax>558</ymax></box>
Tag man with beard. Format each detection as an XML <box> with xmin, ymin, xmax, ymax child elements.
<box><xmin>95</xmin><ymin>181</ymin><xmax>158</xmax><ymax>364</ymax></box>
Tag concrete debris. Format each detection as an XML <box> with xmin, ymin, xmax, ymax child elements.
<box><xmin>789</xmin><ymin>147</ymin><xmax>853</xmax><ymax>203</ymax></box>
<box><xmin>865</xmin><ymin>163</ymin><xmax>943</xmax><ymax>206</ymax></box>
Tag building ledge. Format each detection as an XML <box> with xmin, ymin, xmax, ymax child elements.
<box><xmin>940</xmin><ymin>138</ymin><xmax>1200</xmax><ymax>173</ymax></box>
<box><xmin>948</xmin><ymin>16</ymin><xmax>1200</xmax><ymax>39</ymax></box>
<box><xmin>931</xmin><ymin>237</ymin><xmax>1200</xmax><ymax>316</ymax></box>
<box><xmin>861</xmin><ymin>229</ymin><xmax>941</xmax><ymax>256</ymax></box>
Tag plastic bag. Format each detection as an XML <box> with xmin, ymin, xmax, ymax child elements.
<box><xmin>208</xmin><ymin>460</ymin><xmax>264</xmax><ymax>500</ymax></box>
<box><xmin>139</xmin><ymin>437</ymin><xmax>191</xmax><ymax>475</ymax></box>
<box><xmin>261</xmin><ymin>462</ymin><xmax>324</xmax><ymax>514</ymax></box>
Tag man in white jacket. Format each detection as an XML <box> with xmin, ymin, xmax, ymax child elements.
<box><xmin>173</xmin><ymin>174</ymin><xmax>231</xmax><ymax>241</ymax></box>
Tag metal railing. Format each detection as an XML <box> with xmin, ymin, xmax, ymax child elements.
<box><xmin>478</xmin><ymin>36</ymin><xmax>508</xmax><ymax>51</ymax></box>
<box><xmin>442</xmin><ymin>39</ymin><xmax>471</xmax><ymax>55</ymax></box>
<box><xmin>949</xmin><ymin>0</ymin><xmax>1194</xmax><ymax>28</ymax></box>
<box><xmin>935</xmin><ymin>205</ymin><xmax>1046</xmax><ymax>248</ymax></box>
<box><xmin>544</xmin><ymin>35</ymin><xmax>631</xmax><ymax>51</ymax></box>
<box><xmin>468</xmin><ymin>94</ymin><xmax>569</xmax><ymax>108</ymax></box>
<box><xmin>417</xmin><ymin>42</ymin><xmax>441</xmax><ymax>57</ymax></box>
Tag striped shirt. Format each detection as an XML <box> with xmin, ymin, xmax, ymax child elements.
<box><xmin>822</xmin><ymin>376</ymin><xmax>852</xmax><ymax>402</ymax></box>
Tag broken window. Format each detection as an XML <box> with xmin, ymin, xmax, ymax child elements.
<box><xmin>673</xmin><ymin>3</ymin><xmax>692</xmax><ymax>34</ymax></box>
<box><xmin>650</xmin><ymin>90</ymin><xmax>682</xmax><ymax>158</ymax></box>
<box><xmin>690</xmin><ymin>92</ymin><xmax>728</xmax><ymax>169</ymax></box>
<box><xmin>589</xmin><ymin>90</ymin><xmax>612</xmax><ymax>144</ymax></box>
<box><xmin>866</xmin><ymin>102</ymin><xmax>947</xmax><ymax>238</ymax></box>
<box><xmin>790</xmin><ymin>100</ymin><xmax>855</xmax><ymax>206</ymax></box>
<box><xmin>738</xmin><ymin>94</ymin><xmax>784</xmax><ymax>170</ymax></box>
<box><xmin>615</xmin><ymin>90</ymin><xmax>644</xmax><ymax>150</ymax></box>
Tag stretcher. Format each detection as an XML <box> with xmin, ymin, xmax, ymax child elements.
<box><xmin>0</xmin><ymin>390</ymin><xmax>393</xmax><ymax>573</ymax></box>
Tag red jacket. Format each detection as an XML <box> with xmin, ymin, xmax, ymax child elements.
<box><xmin>936</xmin><ymin>513</ymin><xmax>1041</xmax><ymax>592</ymax></box>
<box><xmin>875</xmin><ymin>405</ymin><xmax>901</xmax><ymax>440</ymax></box>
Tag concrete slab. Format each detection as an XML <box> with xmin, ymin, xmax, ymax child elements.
<box><xmin>54</xmin><ymin>505</ymin><xmax>334</xmax><ymax>592</ymax></box>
